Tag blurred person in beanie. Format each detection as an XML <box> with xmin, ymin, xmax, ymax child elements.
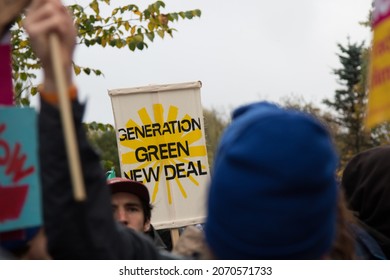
<box><xmin>204</xmin><ymin>102</ymin><xmax>339</xmax><ymax>259</ymax></box>
<box><xmin>108</xmin><ymin>178</ymin><xmax>167</xmax><ymax>250</ymax></box>
<box><xmin>341</xmin><ymin>146</ymin><xmax>390</xmax><ymax>259</ymax></box>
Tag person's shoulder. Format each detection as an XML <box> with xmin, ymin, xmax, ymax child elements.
<box><xmin>351</xmin><ymin>224</ymin><xmax>387</xmax><ymax>260</ymax></box>
<box><xmin>116</xmin><ymin>223</ymin><xmax>180</xmax><ymax>260</ymax></box>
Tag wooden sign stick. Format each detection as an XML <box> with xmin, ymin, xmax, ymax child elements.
<box><xmin>170</xmin><ymin>228</ymin><xmax>180</xmax><ymax>248</ymax></box>
<box><xmin>49</xmin><ymin>34</ymin><xmax>86</xmax><ymax>201</ymax></box>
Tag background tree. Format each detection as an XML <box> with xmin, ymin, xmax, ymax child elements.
<box><xmin>323</xmin><ymin>40</ymin><xmax>390</xmax><ymax>166</ymax></box>
<box><xmin>203</xmin><ymin>108</ymin><xmax>229</xmax><ymax>169</ymax></box>
<box><xmin>281</xmin><ymin>95</ymin><xmax>340</xmax><ymax>136</ymax></box>
<box><xmin>323</xmin><ymin>41</ymin><xmax>371</xmax><ymax>164</ymax></box>
<box><xmin>84</xmin><ymin>122</ymin><xmax>120</xmax><ymax>175</ymax></box>
<box><xmin>11</xmin><ymin>0</ymin><xmax>201</xmax><ymax>105</ymax></box>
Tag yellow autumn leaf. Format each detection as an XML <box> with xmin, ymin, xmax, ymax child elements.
<box><xmin>96</xmin><ymin>28</ymin><xmax>102</xmax><ymax>36</ymax></box>
<box><xmin>116</xmin><ymin>40</ymin><xmax>123</xmax><ymax>48</ymax></box>
<box><xmin>90</xmin><ymin>0</ymin><xmax>99</xmax><ymax>14</ymax></box>
<box><xmin>131</xmin><ymin>26</ymin><xmax>136</xmax><ymax>35</ymax></box>
<box><xmin>148</xmin><ymin>22</ymin><xmax>155</xmax><ymax>32</ymax></box>
<box><xmin>101</xmin><ymin>37</ymin><xmax>107</xmax><ymax>47</ymax></box>
<box><xmin>73</xmin><ymin>65</ymin><xmax>81</xmax><ymax>75</ymax></box>
<box><xmin>19</xmin><ymin>40</ymin><xmax>29</xmax><ymax>48</ymax></box>
<box><xmin>124</xmin><ymin>22</ymin><xmax>130</xmax><ymax>31</ymax></box>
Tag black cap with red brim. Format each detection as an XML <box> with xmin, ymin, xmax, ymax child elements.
<box><xmin>107</xmin><ymin>178</ymin><xmax>150</xmax><ymax>204</ymax></box>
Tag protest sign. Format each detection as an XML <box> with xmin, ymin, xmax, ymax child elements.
<box><xmin>0</xmin><ymin>108</ymin><xmax>41</xmax><ymax>232</ymax></box>
<box><xmin>109</xmin><ymin>82</ymin><xmax>210</xmax><ymax>229</ymax></box>
<box><xmin>366</xmin><ymin>0</ymin><xmax>390</xmax><ymax>128</ymax></box>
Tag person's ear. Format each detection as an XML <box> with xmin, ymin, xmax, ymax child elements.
<box><xmin>143</xmin><ymin>219</ymin><xmax>151</xmax><ymax>232</ymax></box>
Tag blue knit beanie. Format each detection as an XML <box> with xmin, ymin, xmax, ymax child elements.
<box><xmin>205</xmin><ymin>102</ymin><xmax>338</xmax><ymax>259</ymax></box>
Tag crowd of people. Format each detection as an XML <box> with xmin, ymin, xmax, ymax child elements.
<box><xmin>1</xmin><ymin>0</ymin><xmax>389</xmax><ymax>260</ymax></box>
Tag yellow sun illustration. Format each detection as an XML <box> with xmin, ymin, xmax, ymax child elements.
<box><xmin>119</xmin><ymin>104</ymin><xmax>208</xmax><ymax>204</ymax></box>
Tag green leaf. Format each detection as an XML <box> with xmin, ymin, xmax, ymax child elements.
<box><xmin>134</xmin><ymin>34</ymin><xmax>143</xmax><ymax>42</ymax></box>
<box><xmin>170</xmin><ymin>13</ymin><xmax>179</xmax><ymax>21</ymax></box>
<box><xmin>145</xmin><ymin>32</ymin><xmax>155</xmax><ymax>42</ymax></box>
<box><xmin>30</xmin><ymin>86</ymin><xmax>38</xmax><ymax>96</ymax></box>
<box><xmin>112</xmin><ymin>8</ymin><xmax>119</xmax><ymax>16</ymax></box>
<box><xmin>93</xmin><ymin>69</ymin><xmax>103</xmax><ymax>76</ymax></box>
<box><xmin>20</xmin><ymin>72</ymin><xmax>27</xmax><ymax>81</ymax></box>
<box><xmin>15</xmin><ymin>82</ymin><xmax>22</xmax><ymax>92</ymax></box>
<box><xmin>98</xmin><ymin>123</ymin><xmax>105</xmax><ymax>131</ymax></box>
<box><xmin>90</xmin><ymin>121</ymin><xmax>98</xmax><ymax>130</ymax></box>
<box><xmin>193</xmin><ymin>9</ymin><xmax>201</xmax><ymax>17</ymax></box>
<box><xmin>179</xmin><ymin>12</ymin><xmax>185</xmax><ymax>19</ymax></box>
<box><xmin>89</xmin><ymin>0</ymin><xmax>100</xmax><ymax>14</ymax></box>
<box><xmin>157</xmin><ymin>29</ymin><xmax>164</xmax><ymax>39</ymax></box>
<box><xmin>83</xmin><ymin>68</ymin><xmax>91</xmax><ymax>75</ymax></box>
<box><xmin>109</xmin><ymin>39</ymin><xmax>117</xmax><ymax>47</ymax></box>
<box><xmin>144</xmin><ymin>10</ymin><xmax>151</xmax><ymax>19</ymax></box>
<box><xmin>136</xmin><ymin>42</ymin><xmax>144</xmax><ymax>50</ymax></box>
<box><xmin>128</xmin><ymin>41</ymin><xmax>136</xmax><ymax>51</ymax></box>
<box><xmin>185</xmin><ymin>11</ymin><xmax>193</xmax><ymax>19</ymax></box>
<box><xmin>148</xmin><ymin>22</ymin><xmax>155</xmax><ymax>32</ymax></box>
<box><xmin>21</xmin><ymin>98</ymin><xmax>30</xmax><ymax>106</ymax></box>
<box><xmin>155</xmin><ymin>1</ymin><xmax>165</xmax><ymax>9</ymax></box>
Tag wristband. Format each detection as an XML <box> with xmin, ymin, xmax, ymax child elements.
<box><xmin>38</xmin><ymin>84</ymin><xmax>77</xmax><ymax>105</ymax></box>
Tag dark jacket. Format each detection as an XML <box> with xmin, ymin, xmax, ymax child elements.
<box><xmin>0</xmin><ymin>248</ymin><xmax>14</xmax><ymax>260</ymax></box>
<box><xmin>39</xmin><ymin>98</ymin><xmax>174</xmax><ymax>259</ymax></box>
<box><xmin>145</xmin><ymin>225</ymin><xmax>168</xmax><ymax>251</ymax></box>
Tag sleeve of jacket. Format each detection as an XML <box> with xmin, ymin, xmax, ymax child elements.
<box><xmin>39</xmin><ymin>98</ymin><xmax>159</xmax><ymax>259</ymax></box>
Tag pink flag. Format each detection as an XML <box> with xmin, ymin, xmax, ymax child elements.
<box><xmin>0</xmin><ymin>32</ymin><xmax>13</xmax><ymax>106</ymax></box>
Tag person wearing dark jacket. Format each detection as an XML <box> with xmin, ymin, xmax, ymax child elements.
<box><xmin>342</xmin><ymin>146</ymin><xmax>390</xmax><ymax>259</ymax></box>
<box><xmin>24</xmin><ymin>0</ymin><xmax>172</xmax><ymax>260</ymax></box>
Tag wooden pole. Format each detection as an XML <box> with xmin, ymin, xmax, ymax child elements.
<box><xmin>49</xmin><ymin>34</ymin><xmax>86</xmax><ymax>201</ymax></box>
<box><xmin>170</xmin><ymin>228</ymin><xmax>180</xmax><ymax>248</ymax></box>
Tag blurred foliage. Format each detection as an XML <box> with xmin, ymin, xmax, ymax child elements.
<box><xmin>10</xmin><ymin>0</ymin><xmax>201</xmax><ymax>105</ymax></box>
<box><xmin>84</xmin><ymin>121</ymin><xmax>120</xmax><ymax>175</ymax></box>
<box><xmin>203</xmin><ymin>108</ymin><xmax>229</xmax><ymax>170</ymax></box>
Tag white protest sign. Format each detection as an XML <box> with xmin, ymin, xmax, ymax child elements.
<box><xmin>109</xmin><ymin>81</ymin><xmax>210</xmax><ymax>229</ymax></box>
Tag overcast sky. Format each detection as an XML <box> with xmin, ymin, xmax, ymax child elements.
<box><xmin>50</xmin><ymin>0</ymin><xmax>372</xmax><ymax>124</ymax></box>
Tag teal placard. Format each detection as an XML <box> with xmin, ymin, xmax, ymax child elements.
<box><xmin>0</xmin><ymin>107</ymin><xmax>42</xmax><ymax>232</ymax></box>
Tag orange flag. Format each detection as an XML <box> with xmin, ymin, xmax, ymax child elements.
<box><xmin>366</xmin><ymin>0</ymin><xmax>390</xmax><ymax>129</ymax></box>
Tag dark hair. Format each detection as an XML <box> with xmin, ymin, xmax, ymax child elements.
<box><xmin>142</xmin><ymin>202</ymin><xmax>153</xmax><ymax>223</ymax></box>
<box><xmin>329</xmin><ymin>190</ymin><xmax>356</xmax><ymax>259</ymax></box>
